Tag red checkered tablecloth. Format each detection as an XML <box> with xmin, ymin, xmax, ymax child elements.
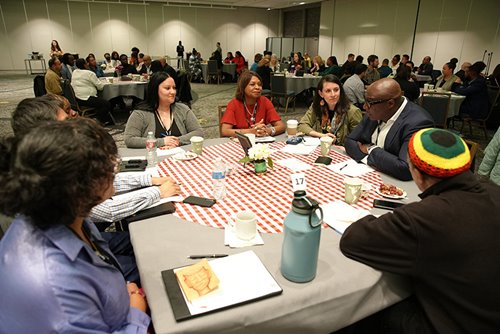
<box><xmin>157</xmin><ymin>141</ymin><xmax>383</xmax><ymax>233</ymax></box>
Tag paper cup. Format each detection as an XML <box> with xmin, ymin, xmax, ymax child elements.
<box><xmin>190</xmin><ymin>136</ymin><xmax>204</xmax><ymax>155</ymax></box>
<box><xmin>245</xmin><ymin>133</ymin><xmax>256</xmax><ymax>146</ymax></box>
<box><xmin>287</xmin><ymin>119</ymin><xmax>298</xmax><ymax>137</ymax></box>
<box><xmin>423</xmin><ymin>83</ymin><xmax>429</xmax><ymax>91</ymax></box>
<box><xmin>344</xmin><ymin>177</ymin><xmax>363</xmax><ymax>204</ymax></box>
<box><xmin>235</xmin><ymin>210</ymin><xmax>257</xmax><ymax>240</ymax></box>
<box><xmin>320</xmin><ymin>136</ymin><xmax>334</xmax><ymax>156</ymax></box>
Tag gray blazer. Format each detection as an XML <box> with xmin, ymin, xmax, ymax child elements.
<box><xmin>124</xmin><ymin>102</ymin><xmax>203</xmax><ymax>148</ymax></box>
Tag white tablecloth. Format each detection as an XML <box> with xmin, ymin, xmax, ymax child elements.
<box><xmin>285</xmin><ymin>75</ymin><xmax>322</xmax><ymax>94</ymax></box>
<box><xmin>99</xmin><ymin>80</ymin><xmax>148</xmax><ymax>101</ymax></box>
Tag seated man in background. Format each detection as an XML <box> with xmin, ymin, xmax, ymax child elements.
<box><xmin>339</xmin><ymin>128</ymin><xmax>500</xmax><ymax>334</ymax></box>
<box><xmin>45</xmin><ymin>57</ymin><xmax>63</xmax><ymax>95</ymax></box>
<box><xmin>343</xmin><ymin>63</ymin><xmax>367</xmax><ymax>108</ymax></box>
<box><xmin>453</xmin><ymin>61</ymin><xmax>489</xmax><ymax>120</ymax></box>
<box><xmin>60</xmin><ymin>53</ymin><xmax>75</xmax><ymax>81</ymax></box>
<box><xmin>455</xmin><ymin>61</ymin><xmax>471</xmax><ymax>82</ymax></box>
<box><xmin>417</xmin><ymin>56</ymin><xmax>433</xmax><ymax>75</ymax></box>
<box><xmin>378</xmin><ymin>58</ymin><xmax>392</xmax><ymax>78</ymax></box>
<box><xmin>115</xmin><ymin>54</ymin><xmax>138</xmax><ymax>76</ymax></box>
<box><xmin>86</xmin><ymin>54</ymin><xmax>104</xmax><ymax>78</ymax></box>
<box><xmin>364</xmin><ymin>54</ymin><xmax>380</xmax><ymax>84</ymax></box>
<box><xmin>138</xmin><ymin>54</ymin><xmax>152</xmax><ymax>75</ymax></box>
<box><xmin>344</xmin><ymin>78</ymin><xmax>434</xmax><ymax>181</ymax></box>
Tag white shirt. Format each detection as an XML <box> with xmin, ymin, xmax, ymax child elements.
<box><xmin>71</xmin><ymin>69</ymin><xmax>104</xmax><ymax>100</ymax></box>
<box><xmin>361</xmin><ymin>97</ymin><xmax>408</xmax><ymax>164</ymax></box>
<box><xmin>343</xmin><ymin>74</ymin><xmax>365</xmax><ymax>105</ymax></box>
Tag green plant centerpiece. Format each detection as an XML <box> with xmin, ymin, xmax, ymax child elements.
<box><xmin>239</xmin><ymin>143</ymin><xmax>274</xmax><ymax>174</ymax></box>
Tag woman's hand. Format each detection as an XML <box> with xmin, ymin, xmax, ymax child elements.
<box><xmin>127</xmin><ymin>282</ymin><xmax>147</xmax><ymax>312</ymax></box>
<box><xmin>251</xmin><ymin>120</ymin><xmax>269</xmax><ymax>137</ymax></box>
<box><xmin>163</xmin><ymin>136</ymin><xmax>180</xmax><ymax>148</ymax></box>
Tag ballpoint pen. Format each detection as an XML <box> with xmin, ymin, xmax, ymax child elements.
<box><xmin>188</xmin><ymin>254</ymin><xmax>228</xmax><ymax>259</ymax></box>
<box><xmin>339</xmin><ymin>163</ymin><xmax>348</xmax><ymax>171</ymax></box>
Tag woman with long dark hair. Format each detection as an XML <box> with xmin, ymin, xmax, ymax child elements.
<box><xmin>0</xmin><ymin>119</ymin><xmax>150</xmax><ymax>333</ymax></box>
<box><xmin>124</xmin><ymin>72</ymin><xmax>202</xmax><ymax>148</ymax></box>
<box><xmin>298</xmin><ymin>74</ymin><xmax>362</xmax><ymax>145</ymax></box>
<box><xmin>49</xmin><ymin>39</ymin><xmax>63</xmax><ymax>58</ymax></box>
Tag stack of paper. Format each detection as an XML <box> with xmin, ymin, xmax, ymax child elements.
<box><xmin>321</xmin><ymin>200</ymin><xmax>372</xmax><ymax>234</ymax></box>
<box><xmin>327</xmin><ymin>159</ymin><xmax>375</xmax><ymax>177</ymax></box>
<box><xmin>157</xmin><ymin>147</ymin><xmax>184</xmax><ymax>158</ymax></box>
<box><xmin>281</xmin><ymin>144</ymin><xmax>317</xmax><ymax>155</ymax></box>
<box><xmin>275</xmin><ymin>158</ymin><xmax>312</xmax><ymax>172</ymax></box>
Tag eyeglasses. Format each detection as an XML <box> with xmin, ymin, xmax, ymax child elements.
<box><xmin>364</xmin><ymin>98</ymin><xmax>393</xmax><ymax>108</ymax></box>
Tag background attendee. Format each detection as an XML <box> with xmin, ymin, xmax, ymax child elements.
<box><xmin>115</xmin><ymin>54</ymin><xmax>138</xmax><ymax>76</ymax></box>
<box><xmin>401</xmin><ymin>54</ymin><xmax>410</xmax><ymax>65</ymax></box>
<box><xmin>320</xmin><ymin>56</ymin><xmax>342</xmax><ymax>77</ymax></box>
<box><xmin>417</xmin><ymin>56</ymin><xmax>433</xmax><ymax>75</ymax></box>
<box><xmin>44</xmin><ymin>57</ymin><xmax>63</xmax><ymax>95</ymax></box>
<box><xmin>60</xmin><ymin>53</ymin><xmax>75</xmax><ymax>81</ymax></box>
<box><xmin>344</xmin><ymin>78</ymin><xmax>434</xmax><ymax>180</ymax></box>
<box><xmin>355</xmin><ymin>55</ymin><xmax>364</xmax><ymax>64</ymax></box>
<box><xmin>340</xmin><ymin>128</ymin><xmax>500</xmax><ymax>334</ymax></box>
<box><xmin>454</xmin><ymin>61</ymin><xmax>489</xmax><ymax>120</ymax></box>
<box><xmin>309</xmin><ymin>55</ymin><xmax>326</xmax><ymax>74</ymax></box>
<box><xmin>49</xmin><ymin>39</ymin><xmax>63</xmax><ymax>58</ymax></box>
<box><xmin>189</xmin><ymin>49</ymin><xmax>203</xmax><ymax>82</ymax></box>
<box><xmin>0</xmin><ymin>119</ymin><xmax>150</xmax><ymax>333</ymax></box>
<box><xmin>289</xmin><ymin>52</ymin><xmax>304</xmax><ymax>74</ymax></box>
<box><xmin>343</xmin><ymin>63</ymin><xmax>367</xmax><ymax>108</ymax></box>
<box><xmin>232</xmin><ymin>51</ymin><xmax>246</xmax><ymax>76</ymax></box>
<box><xmin>255</xmin><ymin>57</ymin><xmax>272</xmax><ymax>90</ymax></box>
<box><xmin>176</xmin><ymin>41</ymin><xmax>184</xmax><ymax>68</ymax></box>
<box><xmin>220</xmin><ymin>71</ymin><xmax>285</xmax><ymax>137</ymax></box>
<box><xmin>365</xmin><ymin>54</ymin><xmax>380</xmax><ymax>84</ymax></box>
<box><xmin>269</xmin><ymin>54</ymin><xmax>279</xmax><ymax>72</ymax></box>
<box><xmin>342</xmin><ymin>53</ymin><xmax>355</xmax><ymax>72</ymax></box>
<box><xmin>250</xmin><ymin>53</ymin><xmax>263</xmax><ymax>72</ymax></box>
<box><xmin>435</xmin><ymin>59</ymin><xmax>459</xmax><ymax>91</ymax></box>
<box><xmin>486</xmin><ymin>63</ymin><xmax>500</xmax><ymax>87</ymax></box>
<box><xmin>455</xmin><ymin>61</ymin><xmax>471</xmax><ymax>82</ymax></box>
<box><xmin>391</xmin><ymin>54</ymin><xmax>401</xmax><ymax>74</ymax></box>
<box><xmin>130</xmin><ymin>47</ymin><xmax>140</xmax><ymax>67</ymax></box>
<box><xmin>71</xmin><ymin>58</ymin><xmax>113</xmax><ymax>125</ymax></box>
<box><xmin>303</xmin><ymin>52</ymin><xmax>313</xmax><ymax>69</ymax></box>
<box><xmin>378</xmin><ymin>58</ymin><xmax>392</xmax><ymax>78</ymax></box>
<box><xmin>478</xmin><ymin>127</ymin><xmax>500</xmax><ymax>185</ymax></box>
<box><xmin>298</xmin><ymin>75</ymin><xmax>362</xmax><ymax>145</ymax></box>
<box><xmin>102</xmin><ymin>52</ymin><xmax>114</xmax><ymax>70</ymax></box>
<box><xmin>138</xmin><ymin>54</ymin><xmax>152</xmax><ymax>75</ymax></box>
<box><xmin>224</xmin><ymin>52</ymin><xmax>234</xmax><ymax>63</ymax></box>
<box><xmin>111</xmin><ymin>51</ymin><xmax>120</xmax><ymax>67</ymax></box>
<box><xmin>394</xmin><ymin>65</ymin><xmax>420</xmax><ymax>102</ymax></box>
<box><xmin>124</xmin><ymin>72</ymin><xmax>203</xmax><ymax>148</ymax></box>
<box><xmin>86</xmin><ymin>54</ymin><xmax>104</xmax><ymax>78</ymax></box>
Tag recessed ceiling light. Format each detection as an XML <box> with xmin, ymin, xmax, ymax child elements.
<box><xmin>299</xmin><ymin>2</ymin><xmax>305</xmax><ymax>4</ymax></box>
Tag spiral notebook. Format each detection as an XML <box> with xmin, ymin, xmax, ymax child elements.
<box><xmin>162</xmin><ymin>250</ymin><xmax>283</xmax><ymax>321</ymax></box>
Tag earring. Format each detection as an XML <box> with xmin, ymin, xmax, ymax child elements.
<box><xmin>320</xmin><ymin>99</ymin><xmax>325</xmax><ymax>106</ymax></box>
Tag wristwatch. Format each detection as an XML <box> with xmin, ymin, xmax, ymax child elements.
<box><xmin>269</xmin><ymin>126</ymin><xmax>276</xmax><ymax>136</ymax></box>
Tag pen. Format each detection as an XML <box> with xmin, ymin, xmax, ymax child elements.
<box><xmin>188</xmin><ymin>254</ymin><xmax>228</xmax><ymax>259</ymax></box>
<box><xmin>339</xmin><ymin>163</ymin><xmax>348</xmax><ymax>171</ymax></box>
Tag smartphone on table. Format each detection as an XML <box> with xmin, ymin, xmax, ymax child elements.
<box><xmin>183</xmin><ymin>196</ymin><xmax>216</xmax><ymax>207</ymax></box>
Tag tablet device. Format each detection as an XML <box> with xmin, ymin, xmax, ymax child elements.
<box><xmin>235</xmin><ymin>131</ymin><xmax>252</xmax><ymax>156</ymax></box>
<box><xmin>119</xmin><ymin>202</ymin><xmax>176</xmax><ymax>230</ymax></box>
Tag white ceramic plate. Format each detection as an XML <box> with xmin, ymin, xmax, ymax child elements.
<box><xmin>172</xmin><ymin>151</ymin><xmax>198</xmax><ymax>161</ymax></box>
<box><xmin>375</xmin><ymin>186</ymin><xmax>407</xmax><ymax>199</ymax></box>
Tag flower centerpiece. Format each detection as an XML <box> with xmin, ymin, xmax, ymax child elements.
<box><xmin>239</xmin><ymin>143</ymin><xmax>273</xmax><ymax>174</ymax></box>
<box><xmin>115</xmin><ymin>64</ymin><xmax>123</xmax><ymax>77</ymax></box>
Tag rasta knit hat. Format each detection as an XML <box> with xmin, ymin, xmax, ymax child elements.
<box><xmin>408</xmin><ymin>128</ymin><xmax>470</xmax><ymax>178</ymax></box>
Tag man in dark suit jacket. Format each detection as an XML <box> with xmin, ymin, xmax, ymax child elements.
<box><xmin>138</xmin><ymin>55</ymin><xmax>152</xmax><ymax>75</ymax></box>
<box><xmin>345</xmin><ymin>78</ymin><xmax>434</xmax><ymax>181</ymax></box>
<box><xmin>454</xmin><ymin>61</ymin><xmax>489</xmax><ymax>120</ymax></box>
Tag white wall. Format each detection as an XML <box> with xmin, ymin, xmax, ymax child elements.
<box><xmin>319</xmin><ymin>0</ymin><xmax>500</xmax><ymax>72</ymax></box>
<box><xmin>0</xmin><ymin>0</ymin><xmax>280</xmax><ymax>70</ymax></box>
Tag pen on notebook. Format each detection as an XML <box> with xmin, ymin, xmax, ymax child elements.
<box><xmin>188</xmin><ymin>254</ymin><xmax>228</xmax><ymax>259</ymax></box>
<box><xmin>339</xmin><ymin>163</ymin><xmax>348</xmax><ymax>171</ymax></box>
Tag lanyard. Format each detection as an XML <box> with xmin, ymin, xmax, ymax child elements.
<box><xmin>243</xmin><ymin>101</ymin><xmax>258</xmax><ymax>126</ymax></box>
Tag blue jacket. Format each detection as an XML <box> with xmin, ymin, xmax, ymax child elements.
<box><xmin>345</xmin><ymin>100</ymin><xmax>434</xmax><ymax>181</ymax></box>
<box><xmin>0</xmin><ymin>216</ymin><xmax>150</xmax><ymax>333</ymax></box>
<box><xmin>454</xmin><ymin>76</ymin><xmax>490</xmax><ymax>119</ymax></box>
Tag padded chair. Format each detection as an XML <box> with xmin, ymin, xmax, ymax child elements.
<box><xmin>218</xmin><ymin>105</ymin><xmax>227</xmax><ymax>137</ymax></box>
<box><xmin>420</xmin><ymin>92</ymin><xmax>451</xmax><ymax>128</ymax></box>
<box><xmin>270</xmin><ymin>74</ymin><xmax>295</xmax><ymax>113</ymax></box>
<box><xmin>431</xmin><ymin>69</ymin><xmax>442</xmax><ymax>83</ymax></box>
<box><xmin>460</xmin><ymin>85</ymin><xmax>500</xmax><ymax>139</ymax></box>
<box><xmin>33</xmin><ymin>75</ymin><xmax>46</xmax><ymax>96</ymax></box>
<box><xmin>207</xmin><ymin>60</ymin><xmax>222</xmax><ymax>84</ymax></box>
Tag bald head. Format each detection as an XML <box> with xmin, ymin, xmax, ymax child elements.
<box><xmin>461</xmin><ymin>62</ymin><xmax>471</xmax><ymax>71</ymax></box>
<box><xmin>365</xmin><ymin>79</ymin><xmax>404</xmax><ymax>122</ymax></box>
<box><xmin>368</xmin><ymin>78</ymin><xmax>402</xmax><ymax>100</ymax></box>
<box><xmin>143</xmin><ymin>55</ymin><xmax>152</xmax><ymax>66</ymax></box>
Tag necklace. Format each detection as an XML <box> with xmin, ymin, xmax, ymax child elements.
<box><xmin>156</xmin><ymin>109</ymin><xmax>173</xmax><ymax>137</ymax></box>
<box><xmin>243</xmin><ymin>100</ymin><xmax>258</xmax><ymax>126</ymax></box>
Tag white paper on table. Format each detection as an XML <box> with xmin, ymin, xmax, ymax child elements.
<box><xmin>157</xmin><ymin>147</ymin><xmax>184</xmax><ymax>157</ymax></box>
<box><xmin>175</xmin><ymin>251</ymin><xmax>281</xmax><ymax>316</ymax></box>
<box><xmin>327</xmin><ymin>159</ymin><xmax>375</xmax><ymax>177</ymax></box>
<box><xmin>275</xmin><ymin>158</ymin><xmax>312</xmax><ymax>172</ymax></box>
<box><xmin>224</xmin><ymin>226</ymin><xmax>264</xmax><ymax>248</ymax></box>
<box><xmin>302</xmin><ymin>136</ymin><xmax>321</xmax><ymax>146</ymax></box>
<box><xmin>281</xmin><ymin>144</ymin><xmax>317</xmax><ymax>155</ymax></box>
<box><xmin>321</xmin><ymin>200</ymin><xmax>372</xmax><ymax>235</ymax></box>
<box><xmin>255</xmin><ymin>136</ymin><xmax>276</xmax><ymax>143</ymax></box>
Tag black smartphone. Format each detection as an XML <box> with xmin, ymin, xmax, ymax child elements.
<box><xmin>183</xmin><ymin>196</ymin><xmax>216</xmax><ymax>207</ymax></box>
<box><xmin>314</xmin><ymin>156</ymin><xmax>332</xmax><ymax>165</ymax></box>
<box><xmin>373</xmin><ymin>199</ymin><xmax>405</xmax><ymax>210</ymax></box>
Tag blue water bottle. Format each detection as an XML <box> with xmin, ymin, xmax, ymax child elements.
<box><xmin>280</xmin><ymin>190</ymin><xmax>323</xmax><ymax>283</ymax></box>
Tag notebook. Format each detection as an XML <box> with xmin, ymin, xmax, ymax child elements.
<box><xmin>162</xmin><ymin>250</ymin><xmax>283</xmax><ymax>321</ymax></box>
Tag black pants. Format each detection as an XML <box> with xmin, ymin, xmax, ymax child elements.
<box><xmin>77</xmin><ymin>96</ymin><xmax>113</xmax><ymax>124</ymax></box>
<box><xmin>332</xmin><ymin>296</ymin><xmax>436</xmax><ymax>334</ymax></box>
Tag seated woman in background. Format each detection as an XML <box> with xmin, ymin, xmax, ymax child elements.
<box><xmin>232</xmin><ymin>51</ymin><xmax>246</xmax><ymax>75</ymax></box>
<box><xmin>288</xmin><ymin>52</ymin><xmax>304</xmax><ymax>74</ymax></box>
<box><xmin>49</xmin><ymin>39</ymin><xmax>63</xmax><ymax>58</ymax></box>
<box><xmin>124</xmin><ymin>72</ymin><xmax>203</xmax><ymax>148</ymax></box>
<box><xmin>309</xmin><ymin>55</ymin><xmax>326</xmax><ymax>74</ymax></box>
<box><xmin>298</xmin><ymin>74</ymin><xmax>362</xmax><ymax>146</ymax></box>
<box><xmin>0</xmin><ymin>119</ymin><xmax>150</xmax><ymax>333</ymax></box>
<box><xmin>435</xmin><ymin>59</ymin><xmax>459</xmax><ymax>91</ymax></box>
<box><xmin>224</xmin><ymin>51</ymin><xmax>234</xmax><ymax>63</ymax></box>
<box><xmin>393</xmin><ymin>64</ymin><xmax>420</xmax><ymax>102</ymax></box>
<box><xmin>221</xmin><ymin>71</ymin><xmax>285</xmax><ymax>138</ymax></box>
<box><xmin>255</xmin><ymin>57</ymin><xmax>272</xmax><ymax>90</ymax></box>
<box><xmin>269</xmin><ymin>54</ymin><xmax>279</xmax><ymax>72</ymax></box>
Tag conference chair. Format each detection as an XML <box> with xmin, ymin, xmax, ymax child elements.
<box><xmin>460</xmin><ymin>85</ymin><xmax>500</xmax><ymax>139</ymax></box>
<box><xmin>420</xmin><ymin>92</ymin><xmax>451</xmax><ymax>128</ymax></box>
<box><xmin>33</xmin><ymin>75</ymin><xmax>46</xmax><ymax>97</ymax></box>
<box><xmin>218</xmin><ymin>105</ymin><xmax>227</xmax><ymax>137</ymax></box>
<box><xmin>207</xmin><ymin>60</ymin><xmax>222</xmax><ymax>84</ymax></box>
<box><xmin>270</xmin><ymin>74</ymin><xmax>295</xmax><ymax>113</ymax></box>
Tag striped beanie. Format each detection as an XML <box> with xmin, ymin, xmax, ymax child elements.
<box><xmin>408</xmin><ymin>128</ymin><xmax>470</xmax><ymax>178</ymax></box>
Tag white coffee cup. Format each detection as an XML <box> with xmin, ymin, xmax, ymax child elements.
<box><xmin>287</xmin><ymin>119</ymin><xmax>298</xmax><ymax>137</ymax></box>
<box><xmin>235</xmin><ymin>210</ymin><xmax>257</xmax><ymax>240</ymax></box>
<box><xmin>428</xmin><ymin>84</ymin><xmax>435</xmax><ymax>91</ymax></box>
<box><xmin>320</xmin><ymin>136</ymin><xmax>334</xmax><ymax>156</ymax></box>
<box><xmin>344</xmin><ymin>177</ymin><xmax>363</xmax><ymax>204</ymax></box>
<box><xmin>190</xmin><ymin>136</ymin><xmax>204</xmax><ymax>155</ymax></box>
<box><xmin>423</xmin><ymin>83</ymin><xmax>429</xmax><ymax>91</ymax></box>
<box><xmin>245</xmin><ymin>133</ymin><xmax>256</xmax><ymax>146</ymax></box>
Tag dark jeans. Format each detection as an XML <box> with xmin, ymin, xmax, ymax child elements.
<box><xmin>77</xmin><ymin>96</ymin><xmax>113</xmax><ymax>123</ymax></box>
<box><xmin>101</xmin><ymin>231</ymin><xmax>140</xmax><ymax>285</ymax></box>
<box><xmin>332</xmin><ymin>296</ymin><xmax>436</xmax><ymax>334</ymax></box>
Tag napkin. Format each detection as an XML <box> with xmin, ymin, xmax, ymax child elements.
<box><xmin>224</xmin><ymin>226</ymin><xmax>264</xmax><ymax>248</ymax></box>
<box><xmin>275</xmin><ymin>158</ymin><xmax>312</xmax><ymax>172</ymax></box>
<box><xmin>281</xmin><ymin>144</ymin><xmax>317</xmax><ymax>155</ymax></box>
<box><xmin>321</xmin><ymin>200</ymin><xmax>372</xmax><ymax>235</ymax></box>
<box><xmin>327</xmin><ymin>159</ymin><xmax>375</xmax><ymax>177</ymax></box>
<box><xmin>302</xmin><ymin>136</ymin><xmax>321</xmax><ymax>146</ymax></box>
<box><xmin>157</xmin><ymin>147</ymin><xmax>184</xmax><ymax>158</ymax></box>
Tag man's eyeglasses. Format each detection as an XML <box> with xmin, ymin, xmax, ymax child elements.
<box><xmin>364</xmin><ymin>98</ymin><xmax>392</xmax><ymax>108</ymax></box>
